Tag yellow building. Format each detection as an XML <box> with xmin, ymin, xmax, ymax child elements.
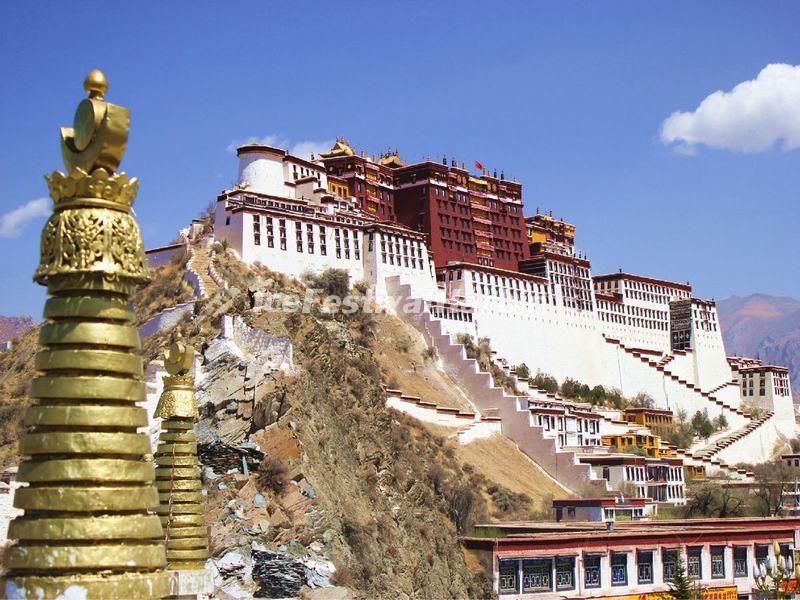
<box><xmin>602</xmin><ymin>432</ymin><xmax>676</xmax><ymax>458</ymax></box>
<box><xmin>326</xmin><ymin>174</ymin><xmax>350</xmax><ymax>199</ymax></box>
<box><xmin>622</xmin><ymin>408</ymin><xmax>674</xmax><ymax>436</ymax></box>
<box><xmin>525</xmin><ymin>212</ymin><xmax>576</xmax><ymax>247</ymax></box>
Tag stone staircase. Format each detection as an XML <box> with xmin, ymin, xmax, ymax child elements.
<box><xmin>604</xmin><ymin>336</ymin><xmax>748</xmax><ymax>420</ymax></box>
<box><xmin>672</xmin><ymin>446</ymin><xmax>753</xmax><ymax>481</ymax></box>
<box><xmin>657</xmin><ymin>354</ymin><xmax>675</xmax><ymax>368</ymax></box>
<box><xmin>186</xmin><ymin>243</ymin><xmax>221</xmax><ymax>298</ymax></box>
<box><xmin>706</xmin><ymin>381</ymin><xmax>740</xmax><ymax>396</ymax></box>
<box><xmin>383</xmin><ymin>387</ymin><xmax>502</xmax><ymax>443</ymax></box>
<box><xmin>386</xmin><ymin>276</ymin><xmax>609</xmax><ymax>494</ymax></box>
<box><xmin>692</xmin><ymin>411</ymin><xmax>775</xmax><ymax>461</ymax></box>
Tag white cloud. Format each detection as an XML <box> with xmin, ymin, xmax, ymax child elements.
<box><xmin>225</xmin><ymin>134</ymin><xmax>288</xmax><ymax>154</ymax></box>
<box><xmin>288</xmin><ymin>139</ymin><xmax>335</xmax><ymax>160</ymax></box>
<box><xmin>660</xmin><ymin>63</ymin><xmax>800</xmax><ymax>154</ymax></box>
<box><xmin>0</xmin><ymin>198</ymin><xmax>50</xmax><ymax>238</ymax></box>
<box><xmin>226</xmin><ymin>134</ymin><xmax>334</xmax><ymax>160</ymax></box>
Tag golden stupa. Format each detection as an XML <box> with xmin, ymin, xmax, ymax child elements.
<box><xmin>2</xmin><ymin>70</ymin><xmax>170</xmax><ymax>598</ymax></box>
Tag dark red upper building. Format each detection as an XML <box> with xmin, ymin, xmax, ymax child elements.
<box><xmin>319</xmin><ymin>140</ymin><xmax>529</xmax><ymax>271</ymax></box>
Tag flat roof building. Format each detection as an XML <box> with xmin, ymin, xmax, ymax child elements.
<box><xmin>463</xmin><ymin>516</ymin><xmax>800</xmax><ymax>598</ymax></box>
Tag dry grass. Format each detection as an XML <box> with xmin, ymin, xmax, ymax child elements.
<box><xmin>457</xmin><ymin>436</ymin><xmax>572</xmax><ymax>511</ymax></box>
<box><xmin>371</xmin><ymin>312</ymin><xmax>474</xmax><ymax>411</ymax></box>
<box><xmin>131</xmin><ymin>249</ymin><xmax>195</xmax><ymax>325</ymax></box>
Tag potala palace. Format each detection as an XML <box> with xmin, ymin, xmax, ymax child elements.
<box><xmin>149</xmin><ymin>139</ymin><xmax>795</xmax><ymax>502</ymax></box>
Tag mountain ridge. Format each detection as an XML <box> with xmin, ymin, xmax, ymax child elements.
<box><xmin>717</xmin><ymin>293</ymin><xmax>800</xmax><ymax>401</ymax></box>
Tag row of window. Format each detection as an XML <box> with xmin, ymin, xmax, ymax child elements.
<box><xmin>428</xmin><ymin>304</ymin><xmax>473</xmax><ymax>323</ymax></box>
<box><xmin>499</xmin><ymin>545</ymin><xmax>768</xmax><ymax>594</ymax></box>
<box><xmin>367</xmin><ymin>232</ymin><xmax>426</xmax><ymax>271</ymax></box>
<box><xmin>534</xmin><ymin>413</ymin><xmax>601</xmax><ymax>435</ymax></box>
<box><xmin>252</xmin><ymin>216</ymin><xmax>360</xmax><ymax>260</ymax></box>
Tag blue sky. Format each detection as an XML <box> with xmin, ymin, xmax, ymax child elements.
<box><xmin>1</xmin><ymin>2</ymin><xmax>799</xmax><ymax>317</ymax></box>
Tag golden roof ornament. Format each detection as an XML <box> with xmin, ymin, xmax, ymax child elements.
<box><xmin>3</xmin><ymin>70</ymin><xmax>170</xmax><ymax>598</ymax></box>
<box><xmin>319</xmin><ymin>138</ymin><xmax>355</xmax><ymax>158</ymax></box>
<box><xmin>153</xmin><ymin>336</ymin><xmax>209</xmax><ymax>572</ymax></box>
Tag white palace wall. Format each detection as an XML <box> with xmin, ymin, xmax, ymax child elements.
<box><xmin>215</xmin><ymin>202</ymin><xmax>438</xmax><ymax>304</ymax></box>
<box><xmin>211</xmin><ymin>193</ymin><xmax>795</xmax><ymax>450</ymax></box>
<box><xmin>692</xmin><ymin>327</ymin><xmax>735</xmax><ymax>396</ymax></box>
<box><xmin>219</xmin><ymin>208</ymin><xmax>366</xmax><ymax>283</ymax></box>
<box><xmin>363</xmin><ymin>228</ymin><xmax>437</xmax><ymax>305</ymax></box>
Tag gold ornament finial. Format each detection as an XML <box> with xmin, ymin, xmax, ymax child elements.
<box><xmin>35</xmin><ymin>67</ymin><xmax>148</xmax><ymax>287</ymax></box>
<box><xmin>83</xmin><ymin>69</ymin><xmax>108</xmax><ymax>99</ymax></box>
<box><xmin>164</xmin><ymin>332</ymin><xmax>195</xmax><ymax>376</ymax></box>
<box><xmin>60</xmin><ymin>68</ymin><xmax>130</xmax><ymax>174</ymax></box>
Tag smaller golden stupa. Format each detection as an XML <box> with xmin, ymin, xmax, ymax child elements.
<box><xmin>154</xmin><ymin>334</ymin><xmax>209</xmax><ymax>571</ymax></box>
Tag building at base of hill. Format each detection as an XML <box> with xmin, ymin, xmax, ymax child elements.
<box><xmin>463</xmin><ymin>517</ymin><xmax>800</xmax><ymax>598</ymax></box>
<box><xmin>553</xmin><ymin>497</ymin><xmax>658</xmax><ymax>522</ymax></box>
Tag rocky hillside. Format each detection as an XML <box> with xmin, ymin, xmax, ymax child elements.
<box><xmin>0</xmin><ymin>316</ymin><xmax>35</xmax><ymax>344</ymax></box>
<box><xmin>718</xmin><ymin>294</ymin><xmax>800</xmax><ymax>400</ymax></box>
<box><xmin>0</xmin><ymin>246</ymin><xmax>569</xmax><ymax>598</ymax></box>
<box><xmin>174</xmin><ymin>248</ymin><xmax>550</xmax><ymax>598</ymax></box>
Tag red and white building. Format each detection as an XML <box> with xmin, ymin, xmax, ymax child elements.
<box><xmin>463</xmin><ymin>517</ymin><xmax>800</xmax><ymax>598</ymax></box>
<box><xmin>200</xmin><ymin>138</ymin><xmax>796</xmax><ymax>472</ymax></box>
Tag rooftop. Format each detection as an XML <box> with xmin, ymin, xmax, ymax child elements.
<box><xmin>593</xmin><ymin>271</ymin><xmax>692</xmax><ymax>292</ymax></box>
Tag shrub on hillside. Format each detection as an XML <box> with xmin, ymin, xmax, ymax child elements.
<box><xmin>487</xmin><ymin>483</ymin><xmax>538</xmax><ymax>520</ymax></box>
<box><xmin>256</xmin><ymin>457</ymin><xmax>288</xmax><ymax>494</ymax></box>
<box><xmin>531</xmin><ymin>371</ymin><xmax>559</xmax><ymax>395</ymax></box>
<box><xmin>713</xmin><ymin>413</ymin><xmax>728</xmax><ymax>431</ymax></box>
<box><xmin>442</xmin><ymin>481</ymin><xmax>478</xmax><ymax>534</ymax></box>
<box><xmin>666</xmin><ymin>409</ymin><xmax>694</xmax><ymax>449</ymax></box>
<box><xmin>302</xmin><ymin>268</ymin><xmax>350</xmax><ymax>298</ymax></box>
<box><xmin>691</xmin><ymin>409</ymin><xmax>714</xmax><ymax>441</ymax></box>
<box><xmin>629</xmin><ymin>392</ymin><xmax>655</xmax><ymax>408</ymax></box>
<box><xmin>514</xmin><ymin>363</ymin><xmax>531</xmax><ymax>380</ymax></box>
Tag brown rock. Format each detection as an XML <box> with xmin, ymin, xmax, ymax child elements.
<box><xmin>300</xmin><ymin>587</ymin><xmax>352</xmax><ymax>600</ymax></box>
<box><xmin>251</xmin><ymin>423</ymin><xmax>301</xmax><ymax>461</ymax></box>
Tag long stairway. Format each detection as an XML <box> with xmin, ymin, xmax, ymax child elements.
<box><xmin>691</xmin><ymin>411</ymin><xmax>775</xmax><ymax>461</ymax></box>
<box><xmin>186</xmin><ymin>243</ymin><xmax>220</xmax><ymax>298</ymax></box>
<box><xmin>604</xmin><ymin>336</ymin><xmax>748</xmax><ymax>422</ymax></box>
<box><xmin>385</xmin><ymin>277</ymin><xmax>614</xmax><ymax>493</ymax></box>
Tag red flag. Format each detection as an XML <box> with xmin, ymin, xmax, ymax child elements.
<box><xmin>474</xmin><ymin>160</ymin><xmax>483</xmax><ymax>171</ymax></box>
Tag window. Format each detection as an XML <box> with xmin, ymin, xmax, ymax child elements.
<box><xmin>611</xmin><ymin>552</ymin><xmax>627</xmax><ymax>586</ymax></box>
<box><xmin>555</xmin><ymin>557</ymin><xmax>575</xmax><ymax>590</ymax></box>
<box><xmin>662</xmin><ymin>549</ymin><xmax>678</xmax><ymax>581</ymax></box>
<box><xmin>584</xmin><ymin>555</ymin><xmax>601</xmax><ymax>588</ymax></box>
<box><xmin>687</xmin><ymin>547</ymin><xmax>702</xmax><ymax>579</ymax></box>
<box><xmin>522</xmin><ymin>559</ymin><xmax>551</xmax><ymax>593</ymax></box>
<box><xmin>711</xmin><ymin>547</ymin><xmax>725</xmax><ymax>579</ymax></box>
<box><xmin>637</xmin><ymin>551</ymin><xmax>653</xmax><ymax>584</ymax></box>
<box><xmin>733</xmin><ymin>547</ymin><xmax>747</xmax><ymax>578</ymax></box>
<box><xmin>755</xmin><ymin>545</ymin><xmax>769</xmax><ymax>570</ymax></box>
<box><xmin>296</xmin><ymin>222</ymin><xmax>303</xmax><ymax>252</ymax></box>
<box><xmin>499</xmin><ymin>560</ymin><xmax>519</xmax><ymax>594</ymax></box>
